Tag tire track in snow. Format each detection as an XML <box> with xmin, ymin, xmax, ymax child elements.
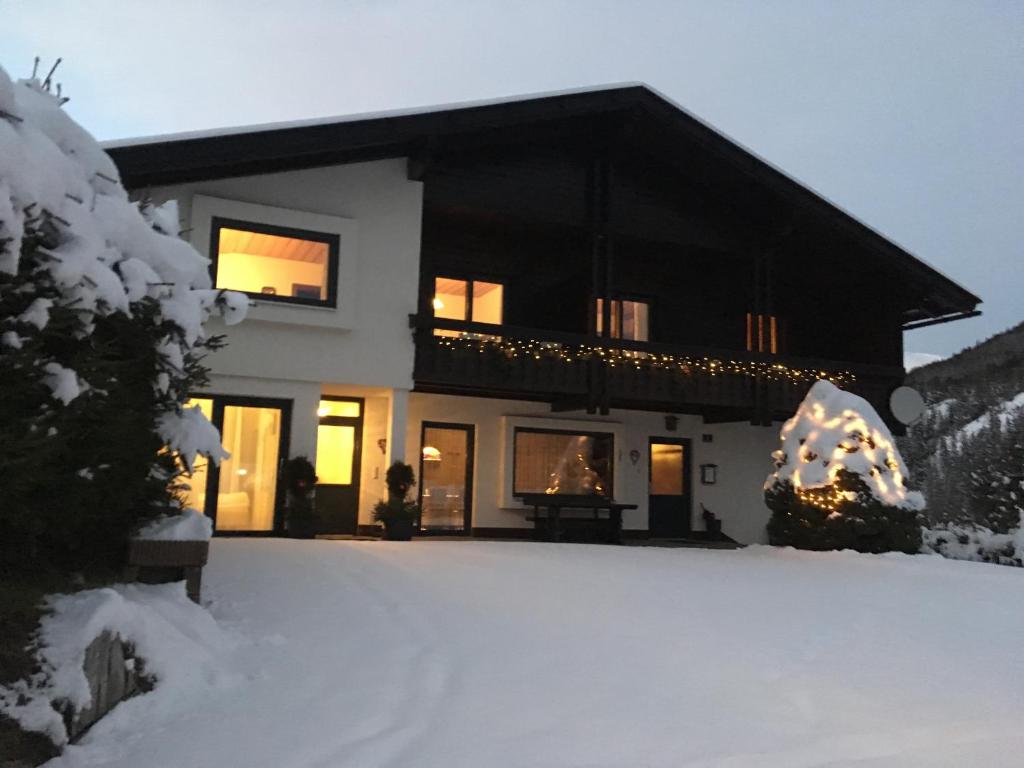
<box><xmin>300</xmin><ymin>543</ymin><xmax>458</xmax><ymax>768</ymax></box>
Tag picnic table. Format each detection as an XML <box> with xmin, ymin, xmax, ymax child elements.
<box><xmin>515</xmin><ymin>493</ymin><xmax>637</xmax><ymax>544</ymax></box>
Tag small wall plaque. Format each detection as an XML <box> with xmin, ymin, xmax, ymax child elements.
<box><xmin>700</xmin><ymin>463</ymin><xmax>718</xmax><ymax>485</ymax></box>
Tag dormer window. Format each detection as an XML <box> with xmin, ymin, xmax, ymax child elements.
<box><xmin>595</xmin><ymin>298</ymin><xmax>649</xmax><ymax>341</ymax></box>
<box><xmin>210</xmin><ymin>217</ymin><xmax>339</xmax><ymax>307</ymax></box>
<box><xmin>746</xmin><ymin>312</ymin><xmax>779</xmax><ymax>354</ymax></box>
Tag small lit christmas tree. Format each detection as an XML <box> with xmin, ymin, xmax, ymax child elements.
<box><xmin>545</xmin><ymin>437</ymin><xmax>605</xmax><ymax>495</ymax></box>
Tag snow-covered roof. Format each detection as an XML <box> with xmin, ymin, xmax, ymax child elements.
<box><xmin>102</xmin><ymin>82</ymin><xmax>649</xmax><ymax>149</ymax></box>
<box><xmin>105</xmin><ymin>83</ymin><xmax>981</xmax><ymax>318</ymax></box>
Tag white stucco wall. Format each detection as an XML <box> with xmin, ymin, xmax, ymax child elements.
<box><xmin>146</xmin><ymin>158</ymin><xmax>423</xmax><ymax>390</ymax></box>
<box><xmin>405</xmin><ymin>392</ymin><xmax>780</xmax><ymax>544</ymax></box>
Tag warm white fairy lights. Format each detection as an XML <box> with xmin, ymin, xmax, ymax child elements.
<box><xmin>769</xmin><ymin>380</ymin><xmax>924</xmax><ymax>514</ymax></box>
<box><xmin>432</xmin><ymin>335</ymin><xmax>856</xmax><ymax>386</ymax></box>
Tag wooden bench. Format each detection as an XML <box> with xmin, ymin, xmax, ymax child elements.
<box><xmin>514</xmin><ymin>493</ymin><xmax>637</xmax><ymax>544</ymax></box>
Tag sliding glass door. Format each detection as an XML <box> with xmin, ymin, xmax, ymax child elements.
<box><xmin>181</xmin><ymin>395</ymin><xmax>291</xmax><ymax>533</ymax></box>
<box><xmin>419</xmin><ymin>423</ymin><xmax>474</xmax><ymax>534</ymax></box>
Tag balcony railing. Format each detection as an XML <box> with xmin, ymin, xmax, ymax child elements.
<box><xmin>410</xmin><ymin>315</ymin><xmax>905</xmax><ymax>423</ymax></box>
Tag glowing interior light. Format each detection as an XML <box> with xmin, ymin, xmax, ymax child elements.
<box><xmin>422</xmin><ymin>446</ymin><xmax>442</xmax><ymax>462</ymax></box>
<box><xmin>236</xmin><ymin>468</ymin><xmax>248</xmax><ymax>476</ymax></box>
<box><xmin>432</xmin><ymin>297</ymin><xmax>444</xmax><ymax>311</ymax></box>
<box><xmin>317</xmin><ymin>406</ymin><xmax>329</xmax><ymax>417</ymax></box>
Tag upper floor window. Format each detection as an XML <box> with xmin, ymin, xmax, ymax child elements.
<box><xmin>746</xmin><ymin>312</ymin><xmax>779</xmax><ymax>354</ymax></box>
<box><xmin>595</xmin><ymin>298</ymin><xmax>649</xmax><ymax>341</ymax></box>
<box><xmin>433</xmin><ymin>277</ymin><xmax>504</xmax><ymax>326</ymax></box>
<box><xmin>211</xmin><ymin>217</ymin><xmax>339</xmax><ymax>307</ymax></box>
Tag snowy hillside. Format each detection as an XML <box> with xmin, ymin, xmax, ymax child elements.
<box><xmin>49</xmin><ymin>540</ymin><xmax>1024</xmax><ymax>768</ymax></box>
<box><xmin>899</xmin><ymin>321</ymin><xmax>1024</xmax><ymax>530</ymax></box>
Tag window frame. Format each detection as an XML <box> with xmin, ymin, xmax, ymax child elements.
<box><xmin>432</xmin><ymin>273</ymin><xmax>505</xmax><ymax>326</ymax></box>
<box><xmin>209</xmin><ymin>216</ymin><xmax>340</xmax><ymax>309</ymax></box>
<box><xmin>185</xmin><ymin>393</ymin><xmax>293</xmax><ymax>536</ymax></box>
<box><xmin>595</xmin><ymin>295</ymin><xmax>652</xmax><ymax>342</ymax></box>
<box><xmin>511</xmin><ymin>426</ymin><xmax>615</xmax><ymax>498</ymax></box>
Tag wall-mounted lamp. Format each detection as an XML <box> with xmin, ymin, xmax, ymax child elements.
<box><xmin>377</xmin><ymin>438</ymin><xmax>387</xmax><ymax>455</ymax></box>
<box><xmin>664</xmin><ymin>414</ymin><xmax>679</xmax><ymax>431</ymax></box>
<box><xmin>700</xmin><ymin>463</ymin><xmax>718</xmax><ymax>485</ymax></box>
<box><xmin>629</xmin><ymin>449</ymin><xmax>640</xmax><ymax>466</ymax></box>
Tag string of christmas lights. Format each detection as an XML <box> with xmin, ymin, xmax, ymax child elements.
<box><xmin>794</xmin><ymin>485</ymin><xmax>851</xmax><ymax>515</ymax></box>
<box><xmin>432</xmin><ymin>334</ymin><xmax>856</xmax><ymax>386</ymax></box>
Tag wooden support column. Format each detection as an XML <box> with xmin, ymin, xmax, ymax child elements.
<box><xmin>587</xmin><ymin>153</ymin><xmax>613</xmax><ymax>415</ymax></box>
<box><xmin>750</xmin><ymin>248</ymin><xmax>765</xmax><ymax>426</ymax></box>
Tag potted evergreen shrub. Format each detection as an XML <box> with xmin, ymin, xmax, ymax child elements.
<box><xmin>283</xmin><ymin>456</ymin><xmax>319</xmax><ymax>539</ymax></box>
<box><xmin>373</xmin><ymin>461</ymin><xmax>419</xmax><ymax>541</ymax></box>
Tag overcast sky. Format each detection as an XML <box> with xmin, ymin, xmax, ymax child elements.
<box><xmin>3</xmin><ymin>0</ymin><xmax>1021</xmax><ymax>359</ymax></box>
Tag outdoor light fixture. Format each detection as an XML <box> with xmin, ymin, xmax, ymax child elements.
<box><xmin>700</xmin><ymin>463</ymin><xmax>718</xmax><ymax>485</ymax></box>
<box><xmin>664</xmin><ymin>415</ymin><xmax>679</xmax><ymax>431</ymax></box>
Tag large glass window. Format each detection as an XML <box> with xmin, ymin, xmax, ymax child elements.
<box><xmin>596</xmin><ymin>298</ymin><xmax>649</xmax><ymax>341</ymax></box>
<box><xmin>513</xmin><ymin>428</ymin><xmax>613</xmax><ymax>497</ymax></box>
<box><xmin>211</xmin><ymin>217</ymin><xmax>338</xmax><ymax>306</ymax></box>
<box><xmin>432</xmin><ymin>277</ymin><xmax>503</xmax><ymax>335</ymax></box>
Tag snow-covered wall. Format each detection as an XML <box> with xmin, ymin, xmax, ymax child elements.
<box><xmin>143</xmin><ymin>159</ymin><xmax>423</xmax><ymax>391</ymax></box>
<box><xmin>405</xmin><ymin>393</ymin><xmax>778</xmax><ymax>543</ymax></box>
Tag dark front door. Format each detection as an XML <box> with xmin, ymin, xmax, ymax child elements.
<box><xmin>647</xmin><ymin>438</ymin><xmax>692</xmax><ymax>538</ymax></box>
<box><xmin>315</xmin><ymin>397</ymin><xmax>363</xmax><ymax>534</ymax></box>
<box><xmin>418</xmin><ymin>422</ymin><xmax>474</xmax><ymax>534</ymax></box>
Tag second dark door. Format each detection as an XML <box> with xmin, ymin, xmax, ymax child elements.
<box><xmin>647</xmin><ymin>438</ymin><xmax>692</xmax><ymax>538</ymax></box>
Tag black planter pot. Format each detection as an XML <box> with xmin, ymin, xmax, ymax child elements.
<box><xmin>383</xmin><ymin>517</ymin><xmax>415</xmax><ymax>541</ymax></box>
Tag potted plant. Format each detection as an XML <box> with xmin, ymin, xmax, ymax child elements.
<box><xmin>283</xmin><ymin>456</ymin><xmax>319</xmax><ymax>539</ymax></box>
<box><xmin>373</xmin><ymin>461</ymin><xmax>419</xmax><ymax>541</ymax></box>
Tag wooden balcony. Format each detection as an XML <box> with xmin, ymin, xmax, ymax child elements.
<box><xmin>410</xmin><ymin>316</ymin><xmax>906</xmax><ymax>426</ymax></box>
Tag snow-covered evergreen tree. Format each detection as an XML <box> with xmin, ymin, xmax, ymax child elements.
<box><xmin>765</xmin><ymin>380</ymin><xmax>924</xmax><ymax>553</ymax></box>
<box><xmin>0</xmin><ymin>64</ymin><xmax>246</xmax><ymax>575</ymax></box>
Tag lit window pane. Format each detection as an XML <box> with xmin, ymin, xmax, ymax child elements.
<box><xmin>433</xmin><ymin>277</ymin><xmax>467</xmax><ymax>337</ymax></box>
<box><xmin>514</xmin><ymin>430</ymin><xmax>613</xmax><ymax>496</ymax></box>
<box><xmin>215</xmin><ymin>405</ymin><xmax>281</xmax><ymax>531</ymax></box>
<box><xmin>317</xmin><ymin>399</ymin><xmax>360</xmax><ymax>418</ymax></box>
<box><xmin>650</xmin><ymin>443</ymin><xmax>684</xmax><ymax>495</ymax></box>
<box><xmin>433</xmin><ymin>277</ymin><xmax>467</xmax><ymax>321</ymax></box>
<box><xmin>316</xmin><ymin>424</ymin><xmax>355</xmax><ymax>485</ymax></box>
<box><xmin>595</xmin><ymin>299</ymin><xmax>649</xmax><ymax>341</ymax></box>
<box><xmin>421</xmin><ymin>426</ymin><xmax>470</xmax><ymax>531</ymax></box>
<box><xmin>215</xmin><ymin>224</ymin><xmax>331</xmax><ymax>301</ymax></box>
<box><xmin>621</xmin><ymin>301</ymin><xmax>649</xmax><ymax>341</ymax></box>
<box><xmin>471</xmin><ymin>281</ymin><xmax>503</xmax><ymax>325</ymax></box>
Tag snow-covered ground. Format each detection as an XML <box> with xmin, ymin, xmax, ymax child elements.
<box><xmin>52</xmin><ymin>540</ymin><xmax>1024</xmax><ymax>768</ymax></box>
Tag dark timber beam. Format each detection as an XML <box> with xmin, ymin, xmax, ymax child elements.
<box><xmin>551</xmin><ymin>397</ymin><xmax>590</xmax><ymax>413</ymax></box>
<box><xmin>903</xmin><ymin>309</ymin><xmax>982</xmax><ymax>331</ymax></box>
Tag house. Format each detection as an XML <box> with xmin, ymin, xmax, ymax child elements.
<box><xmin>106</xmin><ymin>84</ymin><xmax>980</xmax><ymax>544</ymax></box>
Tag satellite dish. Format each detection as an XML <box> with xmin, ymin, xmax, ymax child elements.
<box><xmin>890</xmin><ymin>386</ymin><xmax>926</xmax><ymax>425</ymax></box>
